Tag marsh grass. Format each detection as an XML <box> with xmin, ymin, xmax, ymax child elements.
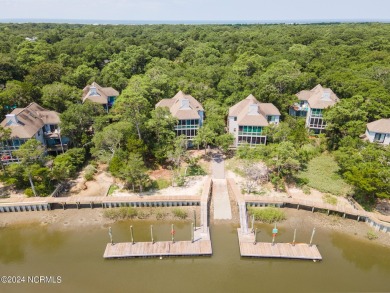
<box><xmin>248</xmin><ymin>207</ymin><xmax>286</xmax><ymax>223</ymax></box>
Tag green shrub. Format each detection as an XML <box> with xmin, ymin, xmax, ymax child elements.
<box><xmin>172</xmin><ymin>208</ymin><xmax>187</xmax><ymax>219</ymax></box>
<box><xmin>156</xmin><ymin>210</ymin><xmax>168</xmax><ymax>220</ymax></box>
<box><xmin>322</xmin><ymin>194</ymin><xmax>338</xmax><ymax>205</ymax></box>
<box><xmin>24</xmin><ymin>188</ymin><xmax>34</xmax><ymax>197</ymax></box>
<box><xmin>84</xmin><ymin>165</ymin><xmax>96</xmax><ymax>181</ymax></box>
<box><xmin>296</xmin><ymin>177</ymin><xmax>309</xmax><ymax>187</ymax></box>
<box><xmin>103</xmin><ymin>207</ymin><xmax>138</xmax><ymax>220</ymax></box>
<box><xmin>154</xmin><ymin>179</ymin><xmax>170</xmax><ymax>190</ymax></box>
<box><xmin>137</xmin><ymin>210</ymin><xmax>149</xmax><ymax>219</ymax></box>
<box><xmin>187</xmin><ymin>165</ymin><xmax>206</xmax><ymax>176</ymax></box>
<box><xmin>107</xmin><ymin>185</ymin><xmax>119</xmax><ymax>195</ymax></box>
<box><xmin>248</xmin><ymin>207</ymin><xmax>286</xmax><ymax>223</ymax></box>
<box><xmin>302</xmin><ymin>185</ymin><xmax>311</xmax><ymax>195</ymax></box>
<box><xmin>175</xmin><ymin>175</ymin><xmax>186</xmax><ymax>187</ymax></box>
<box><xmin>270</xmin><ymin>174</ymin><xmax>285</xmax><ymax>191</ymax></box>
<box><xmin>366</xmin><ymin>230</ymin><xmax>378</xmax><ymax>240</ymax></box>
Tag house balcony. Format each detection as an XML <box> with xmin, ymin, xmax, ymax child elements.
<box><xmin>291</xmin><ymin>102</ymin><xmax>309</xmax><ymax>111</ymax></box>
<box><xmin>238</xmin><ymin>135</ymin><xmax>267</xmax><ymax>146</ymax></box>
<box><xmin>46</xmin><ymin>144</ymin><xmax>69</xmax><ymax>153</ymax></box>
<box><xmin>238</xmin><ymin>131</ymin><xmax>263</xmax><ymax>136</ymax></box>
<box><xmin>309</xmin><ymin>124</ymin><xmax>326</xmax><ymax>130</ymax></box>
<box><xmin>0</xmin><ymin>148</ymin><xmax>20</xmax><ymax>164</ymax></box>
<box><xmin>309</xmin><ymin>113</ymin><xmax>323</xmax><ymax>118</ymax></box>
<box><xmin>174</xmin><ymin>125</ymin><xmax>199</xmax><ymax>130</ymax></box>
<box><xmin>289</xmin><ymin>104</ymin><xmax>308</xmax><ymax>117</ymax></box>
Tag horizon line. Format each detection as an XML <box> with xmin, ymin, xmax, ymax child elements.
<box><xmin>1</xmin><ymin>18</ymin><xmax>390</xmax><ymax>25</ymax></box>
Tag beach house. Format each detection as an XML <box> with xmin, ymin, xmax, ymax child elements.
<box><xmin>292</xmin><ymin>85</ymin><xmax>339</xmax><ymax>134</ymax></box>
<box><xmin>364</xmin><ymin>119</ymin><xmax>390</xmax><ymax>145</ymax></box>
<box><xmin>0</xmin><ymin>103</ymin><xmax>69</xmax><ymax>164</ymax></box>
<box><xmin>81</xmin><ymin>82</ymin><xmax>119</xmax><ymax>112</ymax></box>
<box><xmin>228</xmin><ymin>94</ymin><xmax>280</xmax><ymax>147</ymax></box>
<box><xmin>156</xmin><ymin>91</ymin><xmax>204</xmax><ymax>146</ymax></box>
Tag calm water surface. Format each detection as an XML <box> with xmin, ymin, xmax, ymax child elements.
<box><xmin>0</xmin><ymin>221</ymin><xmax>389</xmax><ymax>293</ymax></box>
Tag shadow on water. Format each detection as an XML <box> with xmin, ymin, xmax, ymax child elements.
<box><xmin>331</xmin><ymin>231</ymin><xmax>390</xmax><ymax>272</ymax></box>
<box><xmin>0</xmin><ymin>224</ymin><xmax>67</xmax><ymax>264</ymax></box>
<box><xmin>0</xmin><ymin>228</ymin><xmax>25</xmax><ymax>264</ymax></box>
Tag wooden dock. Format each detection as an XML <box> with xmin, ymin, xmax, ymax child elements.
<box><xmin>237</xmin><ymin>229</ymin><xmax>322</xmax><ymax>261</ymax></box>
<box><xmin>103</xmin><ymin>228</ymin><xmax>212</xmax><ymax>259</ymax></box>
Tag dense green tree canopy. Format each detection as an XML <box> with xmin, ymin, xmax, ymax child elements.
<box><xmin>1</xmin><ymin>23</ymin><xmax>390</xmax><ymax>201</ymax></box>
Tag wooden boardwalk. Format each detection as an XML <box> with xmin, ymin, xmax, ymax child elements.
<box><xmin>104</xmin><ymin>228</ymin><xmax>212</xmax><ymax>259</ymax></box>
<box><xmin>0</xmin><ymin>195</ymin><xmax>200</xmax><ymax>205</ymax></box>
<box><xmin>238</xmin><ymin>229</ymin><xmax>322</xmax><ymax>261</ymax></box>
<box><xmin>200</xmin><ymin>177</ymin><xmax>212</xmax><ymax>232</ymax></box>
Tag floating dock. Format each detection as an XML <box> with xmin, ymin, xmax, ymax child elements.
<box><xmin>103</xmin><ymin>228</ymin><xmax>212</xmax><ymax>259</ymax></box>
<box><xmin>238</xmin><ymin>229</ymin><xmax>322</xmax><ymax>261</ymax></box>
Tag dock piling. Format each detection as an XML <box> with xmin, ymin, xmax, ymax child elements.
<box><xmin>253</xmin><ymin>228</ymin><xmax>258</xmax><ymax>245</ymax></box>
<box><xmin>293</xmin><ymin>228</ymin><xmax>296</xmax><ymax>246</ymax></box>
<box><xmin>191</xmin><ymin>223</ymin><xmax>194</xmax><ymax>243</ymax></box>
<box><xmin>109</xmin><ymin>227</ymin><xmax>113</xmax><ymax>245</ymax></box>
<box><xmin>193</xmin><ymin>210</ymin><xmax>196</xmax><ymax>230</ymax></box>
<box><xmin>130</xmin><ymin>225</ymin><xmax>134</xmax><ymax>244</ymax></box>
<box><xmin>309</xmin><ymin>228</ymin><xmax>316</xmax><ymax>246</ymax></box>
<box><xmin>151</xmin><ymin>225</ymin><xmax>154</xmax><ymax>244</ymax></box>
<box><xmin>171</xmin><ymin>224</ymin><xmax>175</xmax><ymax>243</ymax></box>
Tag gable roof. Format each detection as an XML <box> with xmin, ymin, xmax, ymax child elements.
<box><xmin>259</xmin><ymin>103</ymin><xmax>281</xmax><ymax>116</ymax></box>
<box><xmin>296</xmin><ymin>84</ymin><xmax>339</xmax><ymax>109</ymax></box>
<box><xmin>367</xmin><ymin>118</ymin><xmax>390</xmax><ymax>134</ymax></box>
<box><xmin>82</xmin><ymin>82</ymin><xmax>119</xmax><ymax>104</ymax></box>
<box><xmin>1</xmin><ymin>102</ymin><xmax>61</xmax><ymax>139</ymax></box>
<box><xmin>156</xmin><ymin>91</ymin><xmax>203</xmax><ymax>120</ymax></box>
<box><xmin>229</xmin><ymin>95</ymin><xmax>280</xmax><ymax>127</ymax></box>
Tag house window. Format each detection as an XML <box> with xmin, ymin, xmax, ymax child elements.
<box><xmin>309</xmin><ymin>117</ymin><xmax>326</xmax><ymax>129</ymax></box>
<box><xmin>374</xmin><ymin>133</ymin><xmax>385</xmax><ymax>143</ymax></box>
<box><xmin>311</xmin><ymin>109</ymin><xmax>323</xmax><ymax>117</ymax></box>
<box><xmin>267</xmin><ymin>116</ymin><xmax>276</xmax><ymax>122</ymax></box>
<box><xmin>234</xmin><ymin>117</ymin><xmax>237</xmax><ymax>121</ymax></box>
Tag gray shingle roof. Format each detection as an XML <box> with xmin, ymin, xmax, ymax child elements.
<box><xmin>367</xmin><ymin>118</ymin><xmax>390</xmax><ymax>134</ymax></box>
<box><xmin>229</xmin><ymin>95</ymin><xmax>280</xmax><ymax>127</ymax></box>
<box><xmin>1</xmin><ymin>102</ymin><xmax>61</xmax><ymax>139</ymax></box>
<box><xmin>156</xmin><ymin>91</ymin><xmax>203</xmax><ymax>120</ymax></box>
<box><xmin>296</xmin><ymin>84</ymin><xmax>339</xmax><ymax>109</ymax></box>
<box><xmin>82</xmin><ymin>82</ymin><xmax>119</xmax><ymax>104</ymax></box>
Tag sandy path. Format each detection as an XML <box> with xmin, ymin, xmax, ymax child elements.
<box><xmin>113</xmin><ymin>176</ymin><xmax>207</xmax><ymax>197</ymax></box>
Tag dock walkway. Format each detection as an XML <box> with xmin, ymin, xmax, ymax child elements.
<box><xmin>238</xmin><ymin>229</ymin><xmax>322</xmax><ymax>261</ymax></box>
<box><xmin>103</xmin><ymin>176</ymin><xmax>213</xmax><ymax>259</ymax></box>
<box><xmin>212</xmin><ymin>154</ymin><xmax>232</xmax><ymax>220</ymax></box>
<box><xmin>104</xmin><ymin>228</ymin><xmax>212</xmax><ymax>259</ymax></box>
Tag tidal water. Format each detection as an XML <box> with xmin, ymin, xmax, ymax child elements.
<box><xmin>0</xmin><ymin>221</ymin><xmax>389</xmax><ymax>293</ymax></box>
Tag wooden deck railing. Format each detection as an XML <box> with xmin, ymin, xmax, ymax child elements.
<box><xmin>226</xmin><ymin>179</ymin><xmax>389</xmax><ymax>233</ymax></box>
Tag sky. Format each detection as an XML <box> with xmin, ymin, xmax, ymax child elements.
<box><xmin>0</xmin><ymin>0</ymin><xmax>389</xmax><ymax>22</ymax></box>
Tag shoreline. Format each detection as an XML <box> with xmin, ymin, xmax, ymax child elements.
<box><xmin>1</xmin><ymin>206</ymin><xmax>389</xmax><ymax>249</ymax></box>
